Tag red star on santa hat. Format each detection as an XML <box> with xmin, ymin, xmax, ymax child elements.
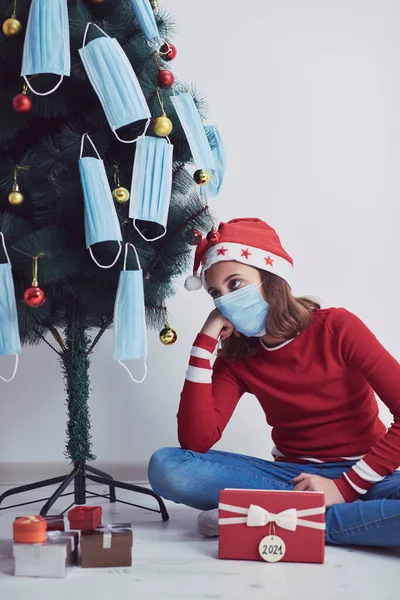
<box><xmin>217</xmin><ymin>247</ymin><xmax>228</xmax><ymax>256</ymax></box>
<box><xmin>264</xmin><ymin>256</ymin><xmax>274</xmax><ymax>266</ymax></box>
<box><xmin>241</xmin><ymin>248</ymin><xmax>252</xmax><ymax>260</ymax></box>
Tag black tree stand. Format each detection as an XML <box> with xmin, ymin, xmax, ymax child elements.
<box><xmin>0</xmin><ymin>315</ymin><xmax>169</xmax><ymax>522</ymax></box>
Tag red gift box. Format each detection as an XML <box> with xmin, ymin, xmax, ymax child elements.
<box><xmin>218</xmin><ymin>489</ymin><xmax>325</xmax><ymax>564</ymax></box>
<box><xmin>67</xmin><ymin>506</ymin><xmax>102</xmax><ymax>531</ymax></box>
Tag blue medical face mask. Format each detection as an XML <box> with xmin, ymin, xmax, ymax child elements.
<box><xmin>129</xmin><ymin>136</ymin><xmax>173</xmax><ymax>241</ymax></box>
<box><xmin>204</xmin><ymin>125</ymin><xmax>226</xmax><ymax>199</ymax></box>
<box><xmin>171</xmin><ymin>93</ymin><xmax>219</xmax><ymax>185</ymax></box>
<box><xmin>79</xmin><ymin>135</ymin><xmax>122</xmax><ymax>269</ymax></box>
<box><xmin>213</xmin><ymin>283</ymin><xmax>269</xmax><ymax>338</ymax></box>
<box><xmin>21</xmin><ymin>0</ymin><xmax>70</xmax><ymax>96</ymax></box>
<box><xmin>129</xmin><ymin>0</ymin><xmax>163</xmax><ymax>46</ymax></box>
<box><xmin>79</xmin><ymin>23</ymin><xmax>151</xmax><ymax>143</ymax></box>
<box><xmin>113</xmin><ymin>244</ymin><xmax>147</xmax><ymax>383</ymax></box>
<box><xmin>0</xmin><ymin>234</ymin><xmax>21</xmax><ymax>382</ymax></box>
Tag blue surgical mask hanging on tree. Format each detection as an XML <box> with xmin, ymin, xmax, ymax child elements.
<box><xmin>0</xmin><ymin>233</ymin><xmax>21</xmax><ymax>382</ymax></box>
<box><xmin>113</xmin><ymin>244</ymin><xmax>147</xmax><ymax>383</ymax></box>
<box><xmin>171</xmin><ymin>92</ymin><xmax>219</xmax><ymax>188</ymax></box>
<box><xmin>128</xmin><ymin>0</ymin><xmax>164</xmax><ymax>47</ymax></box>
<box><xmin>129</xmin><ymin>136</ymin><xmax>173</xmax><ymax>241</ymax></box>
<box><xmin>79</xmin><ymin>23</ymin><xmax>151</xmax><ymax>143</ymax></box>
<box><xmin>214</xmin><ymin>283</ymin><xmax>269</xmax><ymax>338</ymax></box>
<box><xmin>79</xmin><ymin>134</ymin><xmax>122</xmax><ymax>269</ymax></box>
<box><xmin>204</xmin><ymin>125</ymin><xmax>226</xmax><ymax>199</ymax></box>
<box><xmin>21</xmin><ymin>0</ymin><xmax>71</xmax><ymax>96</ymax></box>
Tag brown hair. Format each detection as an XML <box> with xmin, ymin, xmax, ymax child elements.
<box><xmin>220</xmin><ymin>270</ymin><xmax>320</xmax><ymax>360</ymax></box>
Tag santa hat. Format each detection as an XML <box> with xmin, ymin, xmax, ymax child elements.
<box><xmin>184</xmin><ymin>218</ymin><xmax>294</xmax><ymax>291</ymax></box>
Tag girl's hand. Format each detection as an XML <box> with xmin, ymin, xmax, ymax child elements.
<box><xmin>200</xmin><ymin>309</ymin><xmax>240</xmax><ymax>341</ymax></box>
<box><xmin>292</xmin><ymin>473</ymin><xmax>345</xmax><ymax>508</ymax></box>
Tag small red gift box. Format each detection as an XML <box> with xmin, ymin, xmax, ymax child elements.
<box><xmin>67</xmin><ymin>506</ymin><xmax>102</xmax><ymax>531</ymax></box>
<box><xmin>219</xmin><ymin>489</ymin><xmax>326</xmax><ymax>564</ymax></box>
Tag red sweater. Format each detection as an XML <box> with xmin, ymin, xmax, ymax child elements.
<box><xmin>177</xmin><ymin>308</ymin><xmax>400</xmax><ymax>502</ymax></box>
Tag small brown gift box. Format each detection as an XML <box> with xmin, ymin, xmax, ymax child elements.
<box><xmin>81</xmin><ymin>523</ymin><xmax>133</xmax><ymax>568</ymax></box>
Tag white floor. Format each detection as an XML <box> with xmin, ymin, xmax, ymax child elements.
<box><xmin>0</xmin><ymin>483</ymin><xmax>399</xmax><ymax>600</ymax></box>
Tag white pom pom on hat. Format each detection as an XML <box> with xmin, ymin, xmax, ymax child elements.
<box><xmin>184</xmin><ymin>218</ymin><xmax>294</xmax><ymax>292</ymax></box>
<box><xmin>184</xmin><ymin>274</ymin><xmax>203</xmax><ymax>291</ymax></box>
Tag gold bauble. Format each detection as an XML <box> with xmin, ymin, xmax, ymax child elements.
<box><xmin>193</xmin><ymin>169</ymin><xmax>211</xmax><ymax>185</ymax></box>
<box><xmin>152</xmin><ymin>113</ymin><xmax>173</xmax><ymax>137</ymax></box>
<box><xmin>150</xmin><ymin>0</ymin><xmax>160</xmax><ymax>9</ymax></box>
<box><xmin>2</xmin><ymin>18</ymin><xmax>23</xmax><ymax>37</ymax></box>
<box><xmin>160</xmin><ymin>326</ymin><xmax>178</xmax><ymax>345</ymax></box>
<box><xmin>8</xmin><ymin>184</ymin><xmax>24</xmax><ymax>206</ymax></box>
<box><xmin>91</xmin><ymin>0</ymin><xmax>105</xmax><ymax>4</ymax></box>
<box><xmin>112</xmin><ymin>186</ymin><xmax>130</xmax><ymax>203</ymax></box>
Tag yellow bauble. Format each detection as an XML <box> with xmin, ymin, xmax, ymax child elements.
<box><xmin>2</xmin><ymin>18</ymin><xmax>23</xmax><ymax>37</ymax></box>
<box><xmin>160</xmin><ymin>326</ymin><xmax>178</xmax><ymax>345</ymax></box>
<box><xmin>150</xmin><ymin>0</ymin><xmax>160</xmax><ymax>9</ymax></box>
<box><xmin>112</xmin><ymin>186</ymin><xmax>130</xmax><ymax>203</ymax></box>
<box><xmin>193</xmin><ymin>169</ymin><xmax>211</xmax><ymax>185</ymax></box>
<box><xmin>152</xmin><ymin>114</ymin><xmax>173</xmax><ymax>137</ymax></box>
<box><xmin>8</xmin><ymin>186</ymin><xmax>24</xmax><ymax>205</ymax></box>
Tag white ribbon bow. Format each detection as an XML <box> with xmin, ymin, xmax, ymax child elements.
<box><xmin>218</xmin><ymin>502</ymin><xmax>326</xmax><ymax>531</ymax></box>
<box><xmin>247</xmin><ymin>504</ymin><xmax>297</xmax><ymax>531</ymax></box>
<box><xmin>20</xmin><ymin>516</ymin><xmax>42</xmax><ymax>524</ymax></box>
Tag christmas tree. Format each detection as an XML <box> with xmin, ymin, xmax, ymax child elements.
<box><xmin>0</xmin><ymin>0</ymin><xmax>216</xmax><ymax>471</ymax></box>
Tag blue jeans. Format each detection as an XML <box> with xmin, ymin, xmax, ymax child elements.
<box><xmin>148</xmin><ymin>447</ymin><xmax>400</xmax><ymax>547</ymax></box>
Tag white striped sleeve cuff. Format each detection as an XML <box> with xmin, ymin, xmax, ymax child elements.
<box><xmin>352</xmin><ymin>459</ymin><xmax>385</xmax><ymax>484</ymax></box>
<box><xmin>190</xmin><ymin>346</ymin><xmax>213</xmax><ymax>360</ymax></box>
<box><xmin>343</xmin><ymin>472</ymin><xmax>368</xmax><ymax>495</ymax></box>
<box><xmin>185</xmin><ymin>365</ymin><xmax>212</xmax><ymax>384</ymax></box>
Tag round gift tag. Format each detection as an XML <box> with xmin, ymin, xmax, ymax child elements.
<box><xmin>258</xmin><ymin>535</ymin><xmax>286</xmax><ymax>563</ymax></box>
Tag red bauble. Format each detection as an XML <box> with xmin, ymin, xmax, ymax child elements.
<box><xmin>160</xmin><ymin>43</ymin><xmax>177</xmax><ymax>61</ymax></box>
<box><xmin>207</xmin><ymin>229</ymin><xmax>220</xmax><ymax>244</ymax></box>
<box><xmin>188</xmin><ymin>228</ymin><xmax>202</xmax><ymax>246</ymax></box>
<box><xmin>24</xmin><ymin>286</ymin><xmax>46</xmax><ymax>308</ymax></box>
<box><xmin>157</xmin><ymin>69</ymin><xmax>175</xmax><ymax>88</ymax></box>
<box><xmin>12</xmin><ymin>93</ymin><xmax>32</xmax><ymax>113</ymax></box>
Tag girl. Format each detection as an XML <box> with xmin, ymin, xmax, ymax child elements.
<box><xmin>148</xmin><ymin>218</ymin><xmax>400</xmax><ymax>546</ymax></box>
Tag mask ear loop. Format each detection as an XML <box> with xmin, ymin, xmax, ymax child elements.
<box><xmin>80</xmin><ymin>134</ymin><xmax>123</xmax><ymax>269</ymax></box>
<box><xmin>113</xmin><ymin>117</ymin><xmax>151</xmax><ymax>144</ymax></box>
<box><xmin>117</xmin><ymin>243</ymin><xmax>147</xmax><ymax>383</ymax></box>
<box><xmin>82</xmin><ymin>22</ymin><xmax>112</xmax><ymax>47</ymax></box>
<box><xmin>208</xmin><ymin>170</ymin><xmax>220</xmax><ymax>188</ymax></box>
<box><xmin>23</xmin><ymin>75</ymin><xmax>64</xmax><ymax>97</ymax></box>
<box><xmin>0</xmin><ymin>232</ymin><xmax>19</xmax><ymax>383</ymax></box>
<box><xmin>133</xmin><ymin>219</ymin><xmax>166</xmax><ymax>242</ymax></box>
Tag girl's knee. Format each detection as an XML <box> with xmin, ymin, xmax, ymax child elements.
<box><xmin>148</xmin><ymin>447</ymin><xmax>191</xmax><ymax>499</ymax></box>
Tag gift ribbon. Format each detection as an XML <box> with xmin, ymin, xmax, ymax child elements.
<box><xmin>218</xmin><ymin>503</ymin><xmax>326</xmax><ymax>531</ymax></box>
<box><xmin>46</xmin><ymin>530</ymin><xmax>76</xmax><ymax>552</ymax></box>
<box><xmin>97</xmin><ymin>523</ymin><xmax>132</xmax><ymax>549</ymax></box>
<box><xmin>19</xmin><ymin>516</ymin><xmax>42</xmax><ymax>524</ymax></box>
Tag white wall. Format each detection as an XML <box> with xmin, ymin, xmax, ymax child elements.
<box><xmin>1</xmin><ymin>0</ymin><xmax>399</xmax><ymax>470</ymax></box>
